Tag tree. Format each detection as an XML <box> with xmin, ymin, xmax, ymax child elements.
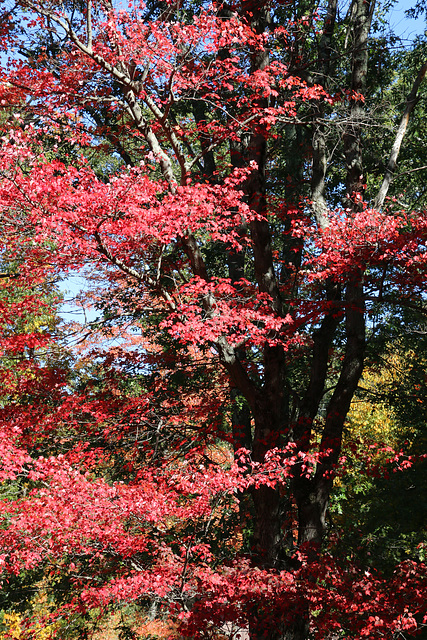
<box><xmin>0</xmin><ymin>0</ymin><xmax>426</xmax><ymax>638</ymax></box>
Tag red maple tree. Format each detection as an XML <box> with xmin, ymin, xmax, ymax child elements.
<box><xmin>0</xmin><ymin>0</ymin><xmax>426</xmax><ymax>638</ymax></box>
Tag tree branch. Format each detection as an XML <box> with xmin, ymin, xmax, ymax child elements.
<box><xmin>374</xmin><ymin>61</ymin><xmax>427</xmax><ymax>210</ymax></box>
<box><xmin>86</xmin><ymin>0</ymin><xmax>93</xmax><ymax>51</ymax></box>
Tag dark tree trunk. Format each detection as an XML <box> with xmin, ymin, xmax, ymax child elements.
<box><xmin>221</xmin><ymin>1</ymin><xmax>372</xmax><ymax>638</ymax></box>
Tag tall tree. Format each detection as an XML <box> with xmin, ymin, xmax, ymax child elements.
<box><xmin>0</xmin><ymin>0</ymin><xmax>426</xmax><ymax>638</ymax></box>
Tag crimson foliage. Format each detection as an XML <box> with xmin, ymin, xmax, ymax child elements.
<box><xmin>0</xmin><ymin>0</ymin><xmax>426</xmax><ymax>638</ymax></box>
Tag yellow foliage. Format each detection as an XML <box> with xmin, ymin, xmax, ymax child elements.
<box><xmin>346</xmin><ymin>349</ymin><xmax>417</xmax><ymax>451</ymax></box>
<box><xmin>1</xmin><ymin>613</ymin><xmax>21</xmax><ymax>639</ymax></box>
<box><xmin>0</xmin><ymin>611</ymin><xmax>57</xmax><ymax>640</ymax></box>
<box><xmin>0</xmin><ymin>589</ymin><xmax>58</xmax><ymax>640</ymax></box>
<box><xmin>338</xmin><ymin>345</ymin><xmax>423</xmax><ymax>482</ymax></box>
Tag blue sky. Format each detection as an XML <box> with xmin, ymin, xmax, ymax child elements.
<box><xmin>389</xmin><ymin>0</ymin><xmax>426</xmax><ymax>39</ymax></box>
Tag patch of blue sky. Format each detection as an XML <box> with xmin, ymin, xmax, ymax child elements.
<box><xmin>387</xmin><ymin>0</ymin><xmax>426</xmax><ymax>40</ymax></box>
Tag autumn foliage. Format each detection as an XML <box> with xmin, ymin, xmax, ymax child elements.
<box><xmin>0</xmin><ymin>0</ymin><xmax>426</xmax><ymax>638</ymax></box>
